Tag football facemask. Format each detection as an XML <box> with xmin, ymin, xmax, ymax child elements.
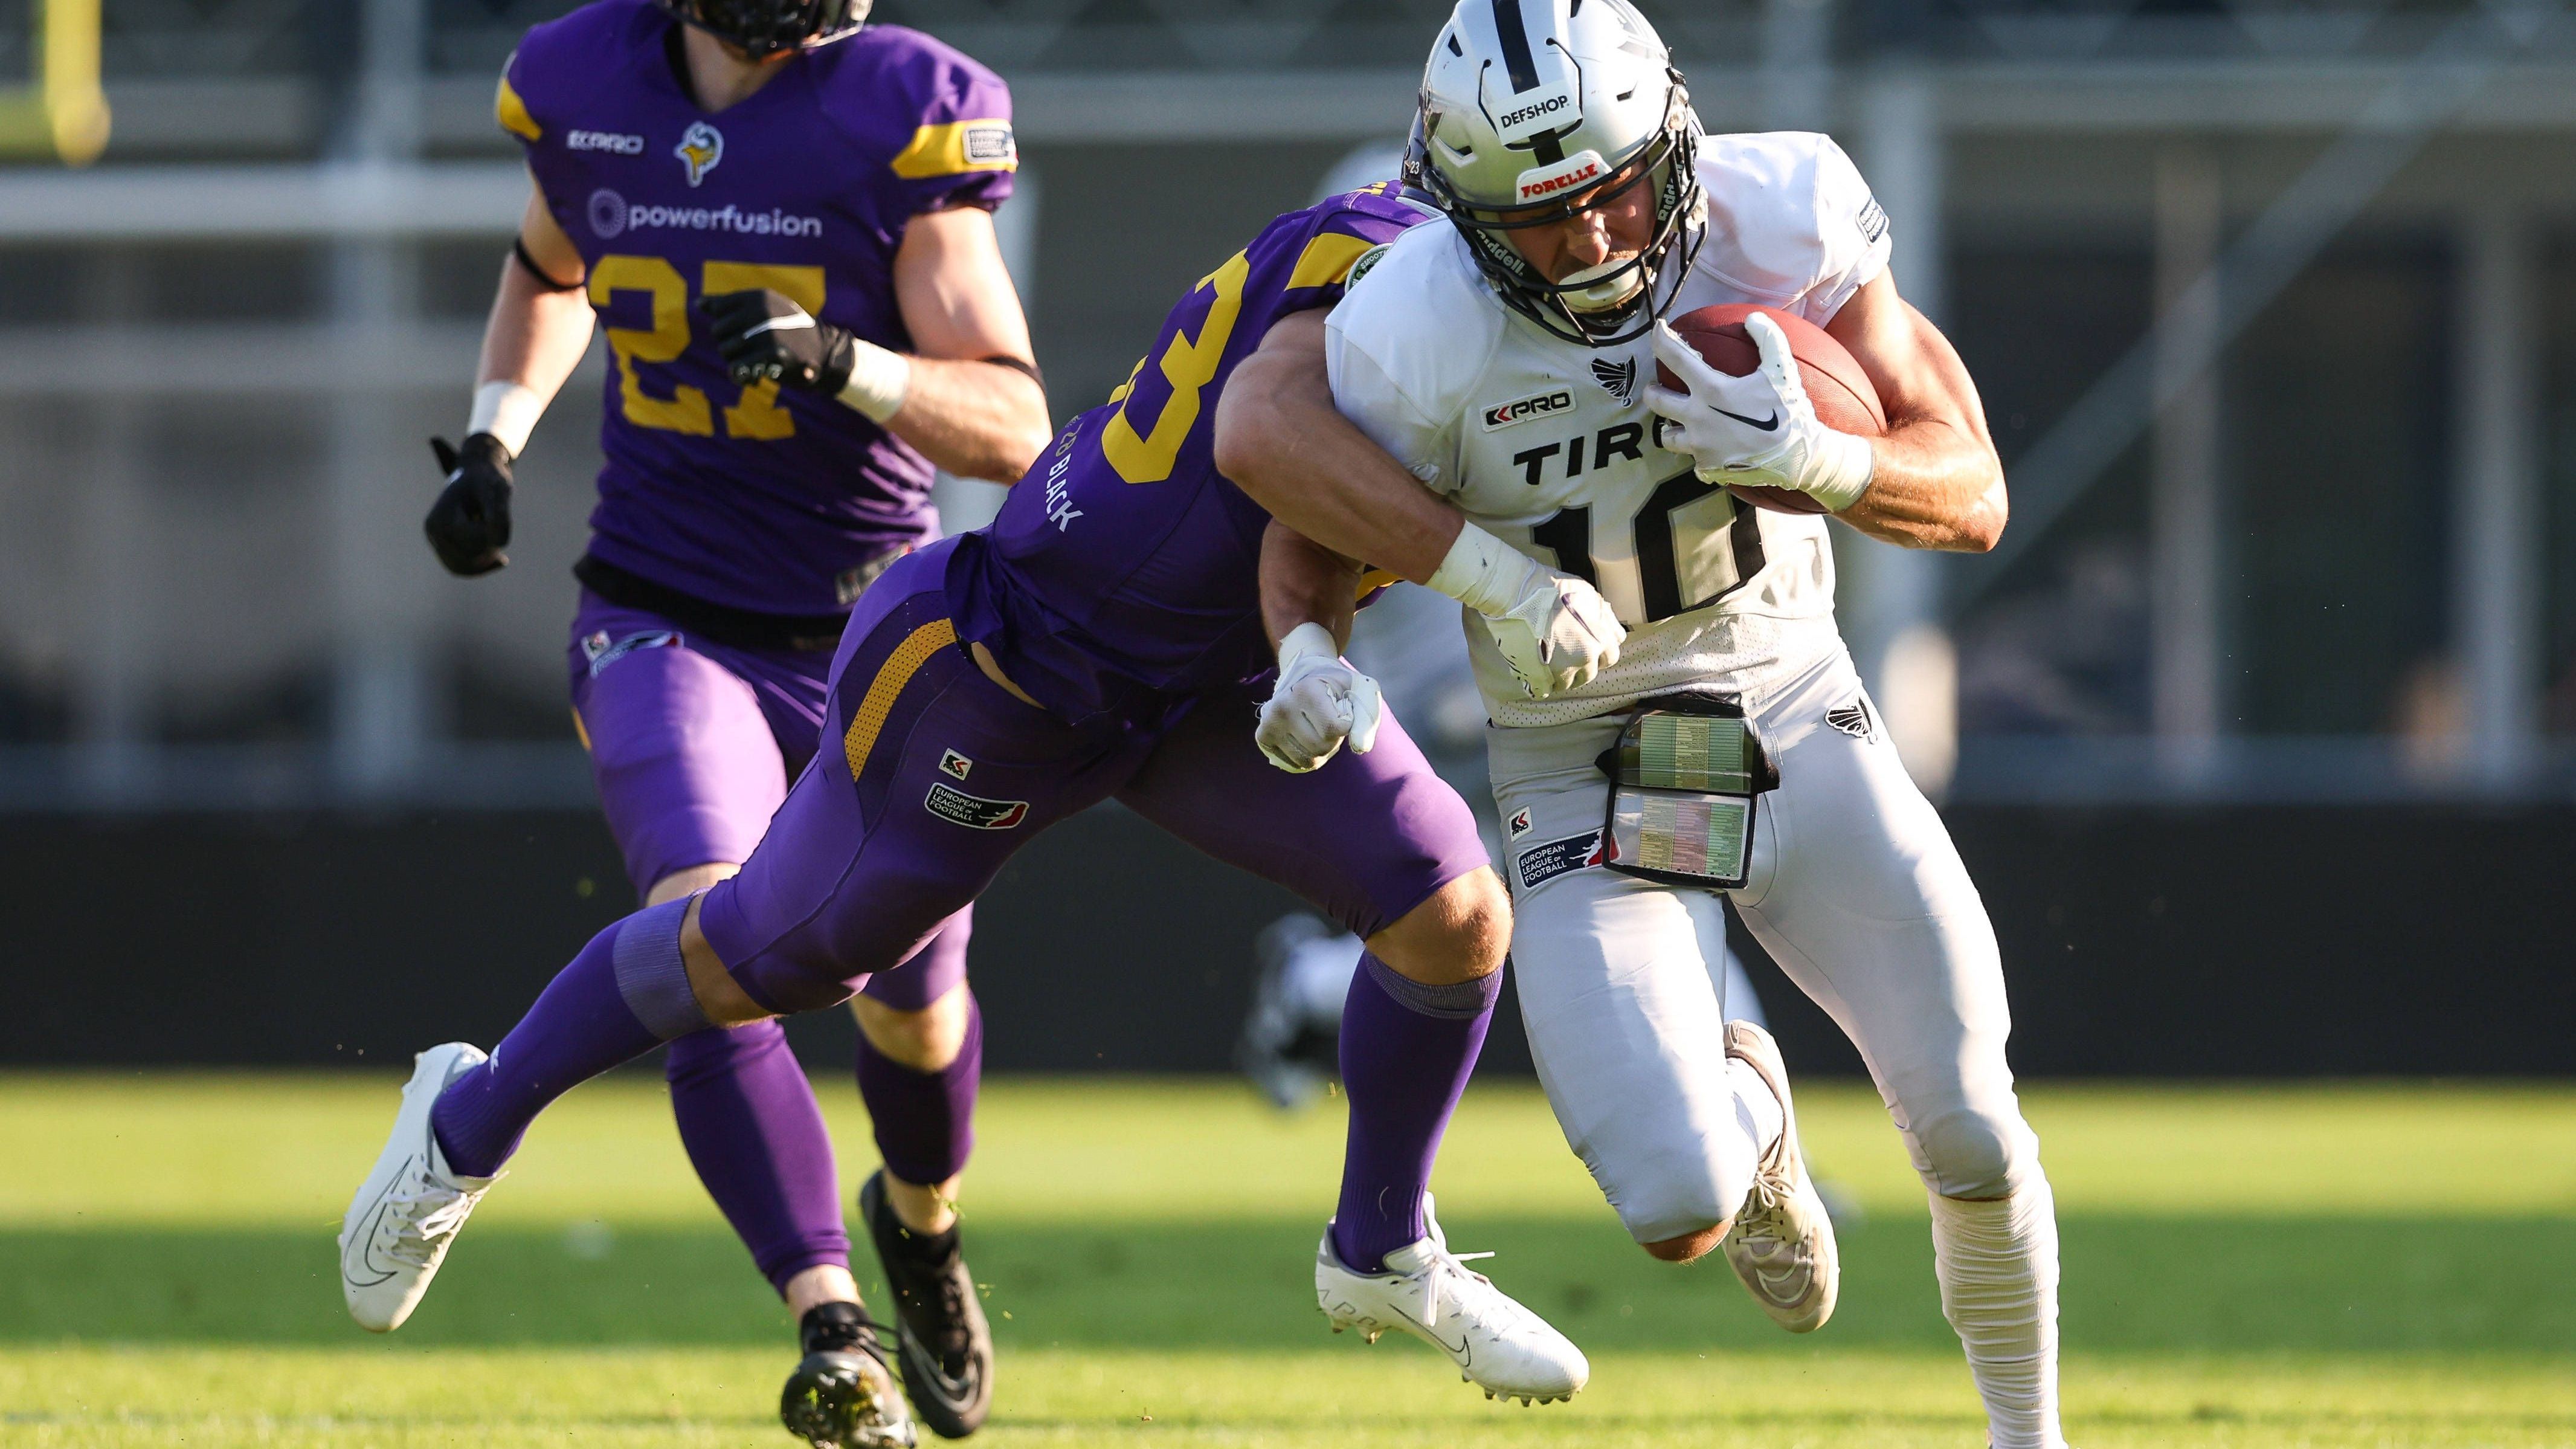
<box><xmin>1416</xmin><ymin>79</ymin><xmax>1707</xmax><ymax>347</ymax></box>
<box><xmin>657</xmin><ymin>0</ymin><xmax>869</xmax><ymax>58</ymax></box>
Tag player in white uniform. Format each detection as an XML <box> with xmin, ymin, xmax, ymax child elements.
<box><xmin>1220</xmin><ymin>4</ymin><xmax>2067</xmax><ymax>1445</ymax></box>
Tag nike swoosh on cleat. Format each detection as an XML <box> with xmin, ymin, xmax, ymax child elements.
<box><xmin>1382</xmin><ymin>1302</ymin><xmax>1470</xmax><ymax>1356</ymax></box>
<box><xmin>1716</xmin><ymin>407</ymin><xmax>1780</xmax><ymax>432</ymax></box>
<box><xmin>1754</xmin><ymin>1263</ymin><xmax>1809</xmax><ymax>1303</ymax></box>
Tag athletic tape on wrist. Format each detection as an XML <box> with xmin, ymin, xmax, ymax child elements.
<box><xmin>1805</xmin><ymin>430</ymin><xmax>1875</xmax><ymax>514</ymax></box>
<box><xmin>1364</xmin><ymin>952</ymin><xmax>1502</xmax><ymax>1021</ymax></box>
<box><xmin>1277</xmin><ymin>621</ymin><xmax>1338</xmax><ymax>671</ymax></box>
<box><xmin>1424</xmin><ymin>521</ymin><xmax>1542</xmax><ymax>618</ymax></box>
<box><xmin>468</xmin><ymin>381</ymin><xmax>544</xmax><ymax>459</ymax></box>
<box><xmin>611</xmin><ymin>897</ymin><xmax>712</xmax><ymax>1041</ymax></box>
<box><xmin>836</xmin><ymin>338</ymin><xmax>912</xmax><ymax>423</ymax></box>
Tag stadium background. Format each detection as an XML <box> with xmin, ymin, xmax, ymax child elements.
<box><xmin>2</xmin><ymin>0</ymin><xmax>2574</xmax><ymax>1080</ymax></box>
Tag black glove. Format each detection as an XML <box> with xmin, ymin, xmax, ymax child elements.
<box><xmin>698</xmin><ymin>288</ymin><xmax>855</xmax><ymax>394</ymax></box>
<box><xmin>424</xmin><ymin>433</ymin><xmax>515</xmax><ymax>576</ymax></box>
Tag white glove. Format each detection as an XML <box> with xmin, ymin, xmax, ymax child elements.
<box><xmin>1255</xmin><ymin>623</ymin><xmax>1382</xmax><ymax>773</ymax></box>
<box><xmin>1481</xmin><ymin>574</ymin><xmax>1625</xmax><ymax>700</ymax></box>
<box><xmin>1643</xmin><ymin>314</ymin><xmax>1874</xmax><ymax>512</ymax></box>
<box><xmin>1424</xmin><ymin>523</ymin><xmax>1624</xmax><ymax>700</ymax></box>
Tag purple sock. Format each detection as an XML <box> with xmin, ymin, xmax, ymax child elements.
<box><xmin>431</xmin><ymin>898</ymin><xmax>705</xmax><ymax>1178</ymax></box>
<box><xmin>1330</xmin><ymin>952</ymin><xmax>1500</xmax><ymax>1273</ymax></box>
<box><xmin>854</xmin><ymin>993</ymin><xmax>982</xmax><ymax>1186</ymax></box>
<box><xmin>666</xmin><ymin>1020</ymin><xmax>851</xmax><ymax>1294</ymax></box>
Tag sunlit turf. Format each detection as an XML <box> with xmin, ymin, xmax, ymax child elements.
<box><xmin>2</xmin><ymin>1073</ymin><xmax>2572</xmax><ymax>1447</ymax></box>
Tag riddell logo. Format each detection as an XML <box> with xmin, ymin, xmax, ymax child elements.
<box><xmin>1480</xmin><ymin>389</ymin><xmax>1573</xmax><ymax>431</ymax></box>
<box><xmin>1498</xmin><ymin>94</ymin><xmax>1571</xmax><ymax>129</ymax></box>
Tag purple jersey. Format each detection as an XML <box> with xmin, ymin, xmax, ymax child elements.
<box><xmin>500</xmin><ymin>1</ymin><xmax>1016</xmax><ymax>615</ymax></box>
<box><xmin>952</xmin><ymin>186</ymin><xmax>1432</xmax><ymax>723</ymax></box>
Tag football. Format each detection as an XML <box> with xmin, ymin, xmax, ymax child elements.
<box><xmin>1658</xmin><ymin>304</ymin><xmax>1888</xmax><ymax>514</ymax></box>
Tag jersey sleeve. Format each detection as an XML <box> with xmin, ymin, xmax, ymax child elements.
<box><xmin>1327</xmin><ymin>334</ymin><xmax>1457</xmax><ymax>495</ymax></box>
<box><xmin>884</xmin><ymin>51</ymin><xmax>1018</xmax><ymax>216</ymax></box>
<box><xmin>1322</xmin><ymin>225</ymin><xmax>1494</xmax><ymax>497</ymax></box>
<box><xmin>1275</xmin><ymin>194</ymin><xmax>1428</xmax><ymax>314</ymax></box>
<box><xmin>1798</xmin><ymin>135</ymin><xmax>1892</xmax><ymax>323</ymax></box>
<box><xmin>494</xmin><ymin>47</ymin><xmax>544</xmax><ymax>149</ymax></box>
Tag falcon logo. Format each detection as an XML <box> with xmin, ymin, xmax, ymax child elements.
<box><xmin>1480</xmin><ymin>389</ymin><xmax>1573</xmax><ymax>431</ymax></box>
<box><xmin>1507</xmin><ymin>807</ymin><xmax>1533</xmax><ymax>839</ymax></box>
<box><xmin>1826</xmin><ymin>700</ymin><xmax>1878</xmax><ymax>740</ymax></box>
<box><xmin>1591</xmin><ymin>355</ymin><xmax>1637</xmax><ymax>405</ymax></box>
<box><xmin>924</xmin><ymin>782</ymin><xmax>1027</xmax><ymax>830</ymax></box>
<box><xmin>675</xmin><ymin>121</ymin><xmax>724</xmax><ymax>187</ymax></box>
<box><xmin>938</xmin><ymin>749</ymin><xmax>974</xmax><ymax>781</ymax></box>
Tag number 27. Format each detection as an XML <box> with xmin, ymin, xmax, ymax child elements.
<box><xmin>589</xmin><ymin>255</ymin><xmax>826</xmax><ymax>441</ymax></box>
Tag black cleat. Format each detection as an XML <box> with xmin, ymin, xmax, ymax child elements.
<box><xmin>781</xmin><ymin>1300</ymin><xmax>917</xmax><ymax>1449</ymax></box>
<box><xmin>860</xmin><ymin>1170</ymin><xmax>994</xmax><ymax>1439</ymax></box>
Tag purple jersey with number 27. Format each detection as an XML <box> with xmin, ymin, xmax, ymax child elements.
<box><xmin>953</xmin><ymin>184</ymin><xmax>1433</xmax><ymax>724</ymax></box>
<box><xmin>500</xmin><ymin>0</ymin><xmax>1016</xmax><ymax>615</ymax></box>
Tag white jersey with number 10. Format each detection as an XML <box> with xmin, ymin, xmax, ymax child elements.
<box><xmin>1325</xmin><ymin>129</ymin><xmax>1893</xmax><ymax>727</ymax></box>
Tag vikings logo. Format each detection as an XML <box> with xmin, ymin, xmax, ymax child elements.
<box><xmin>675</xmin><ymin>121</ymin><xmax>724</xmax><ymax>187</ymax></box>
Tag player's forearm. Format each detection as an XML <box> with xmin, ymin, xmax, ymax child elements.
<box><xmin>1838</xmin><ymin>424</ymin><xmax>2007</xmax><ymax>552</ymax></box>
<box><xmin>1215</xmin><ymin>344</ymin><xmax>1462</xmax><ymax>584</ymax></box>
<box><xmin>1259</xmin><ymin>520</ymin><xmax>1360</xmax><ymax>652</ymax></box>
<box><xmin>878</xmin><ymin>360</ymin><xmax>1051</xmax><ymax>484</ymax></box>
<box><xmin>472</xmin><ymin>255</ymin><xmax>594</xmax><ymax>450</ymax></box>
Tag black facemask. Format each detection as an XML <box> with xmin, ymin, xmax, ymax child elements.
<box><xmin>658</xmin><ymin>0</ymin><xmax>867</xmax><ymax>59</ymax></box>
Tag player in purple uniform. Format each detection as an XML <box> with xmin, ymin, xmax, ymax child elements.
<box><xmin>346</xmin><ymin>184</ymin><xmax>1596</xmax><ymax>1437</ymax></box>
<box><xmin>401</xmin><ymin>0</ymin><xmax>1048</xmax><ymax>1441</ymax></box>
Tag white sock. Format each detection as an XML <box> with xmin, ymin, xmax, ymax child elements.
<box><xmin>1927</xmin><ymin>1172</ymin><xmax>2064</xmax><ymax>1449</ymax></box>
<box><xmin>1724</xmin><ymin>1057</ymin><xmax>1785</xmax><ymax>1161</ymax></box>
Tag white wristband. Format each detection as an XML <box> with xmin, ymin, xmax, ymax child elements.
<box><xmin>836</xmin><ymin>338</ymin><xmax>912</xmax><ymax>424</ymax></box>
<box><xmin>1277</xmin><ymin>621</ymin><xmax>1339</xmax><ymax>671</ymax></box>
<box><xmin>1804</xmin><ymin>430</ymin><xmax>1876</xmax><ymax>514</ymax></box>
<box><xmin>1423</xmin><ymin>520</ymin><xmax>1548</xmax><ymax>618</ymax></box>
<box><xmin>468</xmin><ymin>380</ymin><xmax>546</xmax><ymax>458</ymax></box>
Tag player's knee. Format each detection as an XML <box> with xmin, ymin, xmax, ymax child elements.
<box><xmin>1642</xmin><ymin>1222</ymin><xmax>1728</xmax><ymax>1264</ymax></box>
<box><xmin>1373</xmin><ymin>868</ymin><xmax>1511</xmax><ymax>985</ymax></box>
<box><xmin>645</xmin><ymin>862</ymin><xmax>739</xmax><ymax>906</ymax></box>
<box><xmin>852</xmin><ymin>987</ymin><xmax>969</xmax><ymax>1071</ymax></box>
<box><xmin>1911</xmin><ymin>1100</ymin><xmax>2034</xmax><ymax>1201</ymax></box>
<box><xmin>663</xmin><ymin>1018</ymin><xmax>787</xmax><ymax>1083</ymax></box>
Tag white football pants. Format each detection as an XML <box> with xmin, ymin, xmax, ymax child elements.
<box><xmin>1489</xmin><ymin>641</ymin><xmax>2043</xmax><ymax>1235</ymax></box>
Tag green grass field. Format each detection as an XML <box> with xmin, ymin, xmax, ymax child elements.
<box><xmin>2</xmin><ymin>1073</ymin><xmax>2571</xmax><ymax>1447</ymax></box>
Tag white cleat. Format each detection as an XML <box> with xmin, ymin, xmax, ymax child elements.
<box><xmin>1719</xmin><ymin>1020</ymin><xmax>1840</xmax><ymax>1332</ymax></box>
<box><xmin>1315</xmin><ymin>1197</ymin><xmax>1588</xmax><ymax>1405</ymax></box>
<box><xmin>339</xmin><ymin>1042</ymin><xmax>500</xmax><ymax>1332</ymax></box>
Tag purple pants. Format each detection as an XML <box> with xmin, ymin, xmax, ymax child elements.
<box><xmin>567</xmin><ymin>592</ymin><xmax>967</xmax><ymax>1007</ymax></box>
<box><xmin>697</xmin><ymin>538</ymin><xmax>1491</xmax><ymax>1013</ymax></box>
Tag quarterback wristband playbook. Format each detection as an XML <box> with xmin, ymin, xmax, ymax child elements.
<box><xmin>1596</xmin><ymin>692</ymin><xmax>1779</xmax><ymax>891</ymax></box>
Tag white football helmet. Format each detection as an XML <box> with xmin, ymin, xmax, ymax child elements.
<box><xmin>1408</xmin><ymin>0</ymin><xmax>1705</xmax><ymax>345</ymax></box>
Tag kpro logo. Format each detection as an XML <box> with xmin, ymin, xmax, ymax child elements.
<box><xmin>1480</xmin><ymin>389</ymin><xmax>1574</xmax><ymax>431</ymax></box>
<box><xmin>567</xmin><ymin>129</ymin><xmax>644</xmax><ymax>155</ymax></box>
